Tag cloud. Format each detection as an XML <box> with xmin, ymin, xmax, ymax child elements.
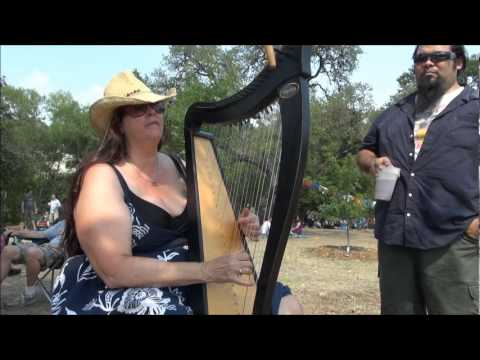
<box><xmin>74</xmin><ymin>84</ymin><xmax>104</xmax><ymax>106</ymax></box>
<box><xmin>21</xmin><ymin>70</ymin><xmax>52</xmax><ymax>95</ymax></box>
<box><xmin>18</xmin><ymin>71</ymin><xmax>103</xmax><ymax>107</ymax></box>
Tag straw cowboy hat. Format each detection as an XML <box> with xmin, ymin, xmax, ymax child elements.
<box><xmin>90</xmin><ymin>70</ymin><xmax>176</xmax><ymax>136</ymax></box>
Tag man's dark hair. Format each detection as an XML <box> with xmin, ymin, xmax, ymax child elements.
<box><xmin>413</xmin><ymin>45</ymin><xmax>467</xmax><ymax>73</ymax></box>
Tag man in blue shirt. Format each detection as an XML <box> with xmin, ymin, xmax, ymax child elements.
<box><xmin>1</xmin><ymin>217</ymin><xmax>65</xmax><ymax>306</ymax></box>
<box><xmin>357</xmin><ymin>45</ymin><xmax>479</xmax><ymax>314</ymax></box>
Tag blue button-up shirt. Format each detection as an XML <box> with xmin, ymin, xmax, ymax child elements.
<box><xmin>361</xmin><ymin>87</ymin><xmax>479</xmax><ymax>249</ymax></box>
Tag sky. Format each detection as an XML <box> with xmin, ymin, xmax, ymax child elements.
<box><xmin>2</xmin><ymin>45</ymin><xmax>480</xmax><ymax>108</ymax></box>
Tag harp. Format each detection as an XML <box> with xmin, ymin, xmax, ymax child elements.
<box><xmin>184</xmin><ymin>46</ymin><xmax>311</xmax><ymax>314</ymax></box>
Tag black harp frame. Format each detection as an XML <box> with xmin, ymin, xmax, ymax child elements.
<box><xmin>184</xmin><ymin>46</ymin><xmax>311</xmax><ymax>314</ymax></box>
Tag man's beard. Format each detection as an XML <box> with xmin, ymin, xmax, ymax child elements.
<box><xmin>416</xmin><ymin>73</ymin><xmax>449</xmax><ymax>106</ymax></box>
<box><xmin>415</xmin><ymin>74</ymin><xmax>447</xmax><ymax>113</ymax></box>
<box><xmin>417</xmin><ymin>75</ymin><xmax>442</xmax><ymax>95</ymax></box>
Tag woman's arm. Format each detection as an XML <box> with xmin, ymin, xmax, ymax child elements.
<box><xmin>75</xmin><ymin>164</ymin><xmax>253</xmax><ymax>289</ymax></box>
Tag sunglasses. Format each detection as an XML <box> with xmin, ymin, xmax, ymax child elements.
<box><xmin>122</xmin><ymin>101</ymin><xmax>166</xmax><ymax>118</ymax></box>
<box><xmin>413</xmin><ymin>51</ymin><xmax>456</xmax><ymax>64</ymax></box>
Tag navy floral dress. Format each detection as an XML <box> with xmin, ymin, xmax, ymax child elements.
<box><xmin>51</xmin><ymin>155</ymin><xmax>193</xmax><ymax>315</ymax></box>
<box><xmin>51</xmin><ymin>155</ymin><xmax>291</xmax><ymax>315</ymax></box>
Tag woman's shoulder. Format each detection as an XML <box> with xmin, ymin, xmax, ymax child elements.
<box><xmin>84</xmin><ymin>162</ymin><xmax>116</xmax><ymax>177</ymax></box>
<box><xmin>83</xmin><ymin>162</ymin><xmax>122</xmax><ymax>189</ymax></box>
<box><xmin>78</xmin><ymin>163</ymin><xmax>126</xmax><ymax>205</ymax></box>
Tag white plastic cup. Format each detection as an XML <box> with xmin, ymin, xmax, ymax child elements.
<box><xmin>375</xmin><ymin>165</ymin><xmax>401</xmax><ymax>201</ymax></box>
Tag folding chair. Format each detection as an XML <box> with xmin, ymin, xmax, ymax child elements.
<box><xmin>35</xmin><ymin>254</ymin><xmax>65</xmax><ymax>302</ymax></box>
<box><xmin>7</xmin><ymin>234</ymin><xmax>65</xmax><ymax>302</ymax></box>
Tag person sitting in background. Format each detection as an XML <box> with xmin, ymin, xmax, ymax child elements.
<box><xmin>290</xmin><ymin>217</ymin><xmax>304</xmax><ymax>236</ymax></box>
<box><xmin>36</xmin><ymin>212</ymin><xmax>50</xmax><ymax>231</ymax></box>
<box><xmin>1</xmin><ymin>206</ymin><xmax>65</xmax><ymax>305</ymax></box>
<box><xmin>1</xmin><ymin>225</ymin><xmax>22</xmax><ymax>277</ymax></box>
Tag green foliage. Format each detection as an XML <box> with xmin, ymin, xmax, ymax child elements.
<box><xmin>310</xmin><ymin>45</ymin><xmax>363</xmax><ymax>98</ymax></box>
<box><xmin>1</xmin><ymin>81</ymin><xmax>49</xmax><ymax>223</ymax></box>
<box><xmin>46</xmin><ymin>91</ymin><xmax>97</xmax><ymax>165</ymax></box>
<box><xmin>147</xmin><ymin>45</ymin><xmax>373</xmax><ymax>223</ymax></box>
<box><xmin>0</xmin><ymin>81</ymin><xmax>98</xmax><ymax>224</ymax></box>
<box><xmin>316</xmin><ymin>154</ymin><xmax>372</xmax><ymax>221</ymax></box>
<box><xmin>1</xmin><ymin>45</ymin><xmax>375</xmax><ymax>227</ymax></box>
<box><xmin>144</xmin><ymin>46</ymin><xmax>365</xmax><ymax>153</ymax></box>
<box><xmin>297</xmin><ymin>82</ymin><xmax>376</xmax><ymax>219</ymax></box>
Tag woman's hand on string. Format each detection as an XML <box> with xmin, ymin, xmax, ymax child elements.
<box><xmin>199</xmin><ymin>208</ymin><xmax>258</xmax><ymax>286</ymax></box>
<box><xmin>238</xmin><ymin>208</ymin><xmax>260</xmax><ymax>239</ymax></box>
<box><xmin>201</xmin><ymin>251</ymin><xmax>254</xmax><ymax>286</ymax></box>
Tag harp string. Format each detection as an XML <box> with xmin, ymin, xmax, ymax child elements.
<box><xmin>222</xmin><ymin>125</ymin><xmax>237</xmax><ymax>208</ymax></box>
<box><xmin>241</xmin><ymin>108</ymin><xmax>281</xmax><ymax>312</ymax></box>
<box><xmin>239</xmin><ymin>118</ymin><xmax>266</xmax><ymax>312</ymax></box>
<box><xmin>242</xmin><ymin>108</ymin><xmax>283</xmax><ymax>313</ymax></box>
<box><xmin>248</xmin><ymin>110</ymin><xmax>278</xmax><ymax>262</ymax></box>
<box><xmin>230</xmin><ymin>123</ymin><xmax>251</xmax><ymax>253</ymax></box>
<box><xmin>267</xmin><ymin>120</ymin><xmax>283</xmax><ymax>222</ymax></box>
<box><xmin>228</xmin><ymin>124</ymin><xmax>246</xmax><ymax>218</ymax></box>
<box><xmin>250</xmin><ymin>113</ymin><xmax>282</xmax><ymax>281</ymax></box>
<box><xmin>257</xmin><ymin>107</ymin><xmax>281</xmax><ymax>225</ymax></box>
<box><xmin>215</xmin><ymin>124</ymin><xmax>241</xmax><ymax>255</ymax></box>
<box><xmin>223</xmin><ymin>123</ymin><xmax>251</xmax><ymax>257</ymax></box>
<box><xmin>215</xmin><ymin>124</ymin><xmax>235</xmax><ymax>223</ymax></box>
<box><xmin>236</xmin><ymin>121</ymin><xmax>259</xmax><ymax>269</ymax></box>
<box><xmin>233</xmin><ymin>125</ymin><xmax>259</xmax><ymax>311</ymax></box>
<box><xmin>204</xmin><ymin>108</ymin><xmax>283</xmax><ymax>314</ymax></box>
<box><xmin>228</xmin><ymin>124</ymin><xmax>248</xmax><ymax>257</ymax></box>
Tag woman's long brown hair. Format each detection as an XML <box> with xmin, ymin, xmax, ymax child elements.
<box><xmin>63</xmin><ymin>110</ymin><xmax>165</xmax><ymax>256</ymax></box>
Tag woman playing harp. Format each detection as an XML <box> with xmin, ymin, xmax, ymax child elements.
<box><xmin>51</xmin><ymin>62</ymin><xmax>303</xmax><ymax>314</ymax></box>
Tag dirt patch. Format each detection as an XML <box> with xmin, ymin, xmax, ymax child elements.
<box><xmin>0</xmin><ymin>270</ymin><xmax>52</xmax><ymax>315</ymax></box>
<box><xmin>307</xmin><ymin>245</ymin><xmax>378</xmax><ymax>262</ymax></box>
<box><xmin>277</xmin><ymin>228</ymin><xmax>380</xmax><ymax>314</ymax></box>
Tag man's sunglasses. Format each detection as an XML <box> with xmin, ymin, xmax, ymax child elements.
<box><xmin>413</xmin><ymin>51</ymin><xmax>457</xmax><ymax>64</ymax></box>
<box><xmin>122</xmin><ymin>101</ymin><xmax>166</xmax><ymax>118</ymax></box>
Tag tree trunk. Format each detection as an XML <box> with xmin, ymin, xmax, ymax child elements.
<box><xmin>346</xmin><ymin>222</ymin><xmax>351</xmax><ymax>256</ymax></box>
